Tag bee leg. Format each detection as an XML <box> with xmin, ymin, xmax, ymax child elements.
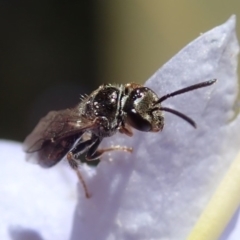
<box><xmin>119</xmin><ymin>124</ymin><xmax>133</xmax><ymax>137</ymax></box>
<box><xmin>67</xmin><ymin>139</ymin><xmax>95</xmax><ymax>198</ymax></box>
<box><xmin>89</xmin><ymin>146</ymin><xmax>133</xmax><ymax>160</ymax></box>
<box><xmin>86</xmin><ymin>137</ymin><xmax>133</xmax><ymax>161</ymax></box>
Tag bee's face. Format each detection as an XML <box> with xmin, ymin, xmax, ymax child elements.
<box><xmin>123</xmin><ymin>85</ymin><xmax>164</xmax><ymax>132</ymax></box>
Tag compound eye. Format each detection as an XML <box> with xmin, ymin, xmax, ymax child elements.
<box><xmin>127</xmin><ymin>109</ymin><xmax>152</xmax><ymax>131</ymax></box>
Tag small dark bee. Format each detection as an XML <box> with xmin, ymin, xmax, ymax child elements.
<box><xmin>24</xmin><ymin>79</ymin><xmax>216</xmax><ymax>198</ymax></box>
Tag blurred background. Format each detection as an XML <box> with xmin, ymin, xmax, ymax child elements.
<box><xmin>0</xmin><ymin>0</ymin><xmax>240</xmax><ymax>141</ymax></box>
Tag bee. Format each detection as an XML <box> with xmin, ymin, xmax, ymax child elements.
<box><xmin>24</xmin><ymin>79</ymin><xmax>216</xmax><ymax>198</ymax></box>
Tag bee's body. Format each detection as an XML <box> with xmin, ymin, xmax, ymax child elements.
<box><xmin>24</xmin><ymin>80</ymin><xmax>216</xmax><ymax>198</ymax></box>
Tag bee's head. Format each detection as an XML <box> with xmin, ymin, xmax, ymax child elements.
<box><xmin>123</xmin><ymin>79</ymin><xmax>216</xmax><ymax>132</ymax></box>
<box><xmin>123</xmin><ymin>84</ymin><xmax>164</xmax><ymax>132</ymax></box>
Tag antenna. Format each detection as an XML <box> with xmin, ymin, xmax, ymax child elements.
<box><xmin>154</xmin><ymin>79</ymin><xmax>217</xmax><ymax>105</ymax></box>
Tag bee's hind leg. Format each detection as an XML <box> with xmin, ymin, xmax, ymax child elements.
<box><xmin>67</xmin><ymin>139</ymin><xmax>94</xmax><ymax>198</ymax></box>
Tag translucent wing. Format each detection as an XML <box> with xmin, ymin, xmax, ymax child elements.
<box><xmin>23</xmin><ymin>108</ymin><xmax>95</xmax><ymax>168</ymax></box>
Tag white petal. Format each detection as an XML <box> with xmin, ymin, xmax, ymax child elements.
<box><xmin>0</xmin><ymin>140</ymin><xmax>77</xmax><ymax>240</ymax></box>
<box><xmin>72</xmin><ymin>16</ymin><xmax>240</xmax><ymax>240</ymax></box>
